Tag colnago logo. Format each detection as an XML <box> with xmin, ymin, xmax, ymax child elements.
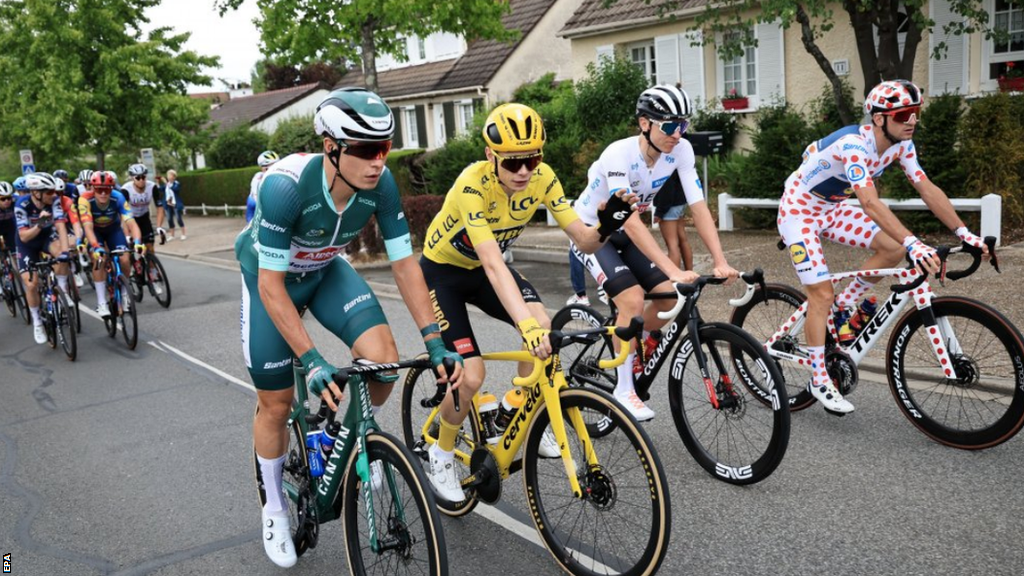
<box><xmin>890</xmin><ymin>324</ymin><xmax>922</xmax><ymax>418</ymax></box>
<box><xmin>263</xmin><ymin>358</ymin><xmax>291</xmax><ymax>370</ymax></box>
<box><xmin>343</xmin><ymin>293</ymin><xmax>371</xmax><ymax>313</ymax></box>
<box><xmin>644</xmin><ymin>321</ymin><xmax>679</xmax><ymax>378</ymax></box>
<box><xmin>302</xmin><ymin>203</ymin><xmax>323</xmax><ymax>215</ymax></box>
<box><xmin>503</xmin><ymin>382</ymin><xmax>543</xmax><ymax>450</ymax></box>
<box><xmin>260</xmin><ymin>220</ymin><xmax>286</xmax><ymax>233</ymax></box>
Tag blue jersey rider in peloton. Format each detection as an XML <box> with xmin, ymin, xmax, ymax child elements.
<box><xmin>776</xmin><ymin>79</ymin><xmax>988</xmax><ymax>415</ymax></box>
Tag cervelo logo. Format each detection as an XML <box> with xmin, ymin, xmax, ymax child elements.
<box><xmin>343</xmin><ymin>293</ymin><xmax>371</xmax><ymax>313</ymax></box>
<box><xmin>260</xmin><ymin>220</ymin><xmax>286</xmax><ymax>233</ymax></box>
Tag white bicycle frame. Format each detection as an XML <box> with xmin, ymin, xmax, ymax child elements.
<box><xmin>730</xmin><ymin>265</ymin><xmax>966</xmax><ymax>381</ymax></box>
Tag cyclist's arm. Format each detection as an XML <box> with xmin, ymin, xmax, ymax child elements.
<box><xmin>54</xmin><ymin>221</ymin><xmax>69</xmax><ymax>253</ymax></box>
<box><xmin>391</xmin><ymin>255</ymin><xmax>449</xmax><ymax>335</ymax></box>
<box><xmin>478</xmin><ymin>239</ymin><xmax>534</xmax><ymax>324</ymax></box>
<box><xmin>911</xmin><ymin>178</ymin><xmax>967</xmax><ymax>232</ymax></box>
<box><xmin>257</xmin><ymin>268</ymin><xmax>316</xmax><ymax>358</ymax></box>
<box><xmin>125</xmin><ymin>217</ymin><xmax>142</xmax><ymax>243</ymax></box>
<box><xmin>82</xmin><ymin>220</ymin><xmax>99</xmax><ymax>248</ymax></box>
<box><xmin>854</xmin><ymin>185</ymin><xmax>913</xmax><ymax>244</ymax></box>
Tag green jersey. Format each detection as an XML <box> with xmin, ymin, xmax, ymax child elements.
<box><xmin>235</xmin><ymin>153</ymin><xmax>412</xmax><ymax>277</ymax></box>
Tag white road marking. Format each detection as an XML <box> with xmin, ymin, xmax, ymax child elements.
<box><xmin>147</xmin><ymin>340</ymin><xmax>255</xmax><ymax>392</ymax></box>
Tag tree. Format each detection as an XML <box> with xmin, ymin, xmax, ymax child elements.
<box><xmin>206</xmin><ymin>126</ymin><xmax>270</xmax><ymax>169</ymax></box>
<box><xmin>216</xmin><ymin>0</ymin><xmax>518</xmax><ymax>93</ymax></box>
<box><xmin>0</xmin><ymin>0</ymin><xmax>217</xmax><ymax>169</ymax></box>
<box><xmin>617</xmin><ymin>0</ymin><xmax>1018</xmax><ymax>125</ymax></box>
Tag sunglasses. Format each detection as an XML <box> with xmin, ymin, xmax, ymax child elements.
<box><xmin>492</xmin><ymin>150</ymin><xmax>543</xmax><ymax>173</ymax></box>
<box><xmin>652</xmin><ymin>118</ymin><xmax>690</xmax><ymax>135</ymax></box>
<box><xmin>94</xmin><ymin>188</ymin><xmax>112</xmax><ymax>194</ymax></box>
<box><xmin>880</xmin><ymin>106</ymin><xmax>920</xmax><ymax>124</ymax></box>
<box><xmin>0</xmin><ymin>197</ymin><xmax>12</xmax><ymax>201</ymax></box>
<box><xmin>340</xmin><ymin>140</ymin><xmax>393</xmax><ymax>161</ymax></box>
<box><xmin>133</xmin><ymin>175</ymin><xmax>147</xmax><ymax>181</ymax></box>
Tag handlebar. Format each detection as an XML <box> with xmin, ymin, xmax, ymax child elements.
<box><xmin>655</xmin><ymin>273</ymin><xmax>746</xmax><ymax>320</ymax></box>
<box><xmin>728</xmin><ymin>269</ymin><xmax>767</xmax><ymax>308</ymax></box>
<box><xmin>511</xmin><ymin>316</ymin><xmax>644</xmax><ymax>386</ymax></box>
<box><xmin>892</xmin><ymin>236</ymin><xmax>998</xmax><ymax>293</ymax></box>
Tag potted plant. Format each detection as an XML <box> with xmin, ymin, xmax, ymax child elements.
<box><xmin>998</xmin><ymin>61</ymin><xmax>1024</xmax><ymax>92</ymax></box>
<box><xmin>721</xmin><ymin>87</ymin><xmax>749</xmax><ymax>110</ymax></box>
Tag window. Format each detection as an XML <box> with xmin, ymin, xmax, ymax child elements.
<box><xmin>404</xmin><ymin>108</ymin><xmax>420</xmax><ymax>148</ymax></box>
<box><xmin>629</xmin><ymin>41</ymin><xmax>657</xmax><ymax>84</ymax></box>
<box><xmin>417</xmin><ymin>37</ymin><xmax>427</xmax><ymax>60</ymax></box>
<box><xmin>722</xmin><ymin>30</ymin><xmax>756</xmax><ymax>99</ymax></box>
<box><xmin>994</xmin><ymin>0</ymin><xmax>1024</xmax><ymax>54</ymax></box>
<box><xmin>455</xmin><ymin>101</ymin><xmax>474</xmax><ymax>136</ymax></box>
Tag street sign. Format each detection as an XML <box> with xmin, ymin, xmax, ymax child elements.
<box><xmin>140</xmin><ymin>148</ymin><xmax>156</xmax><ymax>178</ymax></box>
<box><xmin>22</xmin><ymin>164</ymin><xmax>35</xmax><ymax>175</ymax></box>
<box><xmin>19</xmin><ymin>149</ymin><xmax>33</xmax><ymax>165</ymax></box>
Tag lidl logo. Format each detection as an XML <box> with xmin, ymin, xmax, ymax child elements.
<box><xmin>848</xmin><ymin>164</ymin><xmax>866</xmax><ymax>181</ymax></box>
<box><xmin>790</xmin><ymin>242</ymin><xmax>809</xmax><ymax>264</ymax></box>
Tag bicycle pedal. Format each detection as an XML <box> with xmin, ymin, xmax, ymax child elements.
<box><xmin>823</xmin><ymin>408</ymin><xmax>848</xmax><ymax>418</ymax></box>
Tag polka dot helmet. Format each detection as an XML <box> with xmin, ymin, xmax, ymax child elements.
<box><xmin>864</xmin><ymin>80</ymin><xmax>922</xmax><ymax>115</ymax></box>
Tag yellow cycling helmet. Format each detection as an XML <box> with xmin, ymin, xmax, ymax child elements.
<box><xmin>483</xmin><ymin>103</ymin><xmax>545</xmax><ymax>154</ymax></box>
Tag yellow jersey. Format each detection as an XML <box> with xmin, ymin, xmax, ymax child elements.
<box><xmin>423</xmin><ymin>161</ymin><xmax>578</xmax><ymax>269</ymax></box>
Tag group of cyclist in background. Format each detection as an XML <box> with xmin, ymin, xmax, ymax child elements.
<box><xmin>0</xmin><ymin>163</ymin><xmax>173</xmax><ymax>346</ymax></box>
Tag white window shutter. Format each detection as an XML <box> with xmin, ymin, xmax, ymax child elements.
<box><xmin>596</xmin><ymin>44</ymin><xmax>614</xmax><ymax>66</ymax></box>
<box><xmin>929</xmin><ymin>0</ymin><xmax>967</xmax><ymax>95</ymax></box>
<box><xmin>679</xmin><ymin>31</ymin><xmax>705</xmax><ymax>106</ymax></box>
<box><xmin>756</xmin><ymin>21</ymin><xmax>785</xmax><ymax>106</ymax></box>
<box><xmin>655</xmin><ymin>34</ymin><xmax>680</xmax><ymax>87</ymax></box>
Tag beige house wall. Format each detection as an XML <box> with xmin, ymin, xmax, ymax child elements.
<box><xmin>489</xmin><ymin>0</ymin><xmax>585</xmax><ymax>102</ymax></box>
<box><xmin>389</xmin><ymin>90</ymin><xmax>481</xmax><ymax>150</ymax></box>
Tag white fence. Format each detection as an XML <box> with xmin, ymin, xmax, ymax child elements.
<box><xmin>718</xmin><ymin>193</ymin><xmax>1003</xmax><ymax>245</ymax></box>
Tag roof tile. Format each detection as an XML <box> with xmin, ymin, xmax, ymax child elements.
<box><xmin>207</xmin><ymin>82</ymin><xmax>328</xmax><ymax>133</ymax></box>
<box><xmin>561</xmin><ymin>0</ymin><xmax>706</xmax><ymax>36</ymax></box>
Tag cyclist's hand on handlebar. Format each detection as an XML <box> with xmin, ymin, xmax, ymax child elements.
<box><xmin>904</xmin><ymin>235</ymin><xmax>941</xmax><ymax>275</ymax></box>
<box><xmin>92</xmin><ymin>245</ymin><xmax>106</xmax><ymax>260</ymax></box>
<box><xmin>517</xmin><ymin>317</ymin><xmax>552</xmax><ymax>359</ymax></box>
<box><xmin>133</xmin><ymin>242</ymin><xmax>146</xmax><ymax>255</ymax></box>
<box><xmin>57</xmin><ymin>251</ymin><xmax>70</xmax><ymax>263</ymax></box>
<box><xmin>426</xmin><ymin>337</ymin><xmax>463</xmax><ymax>388</ymax></box>
<box><xmin>670</xmin><ymin>270</ymin><xmax>700</xmax><ymax>285</ymax></box>
<box><xmin>955</xmin><ymin>227</ymin><xmax>989</xmax><ymax>256</ymax></box>
<box><xmin>300</xmin><ymin>347</ymin><xmax>343</xmax><ymax>411</ymax></box>
<box><xmin>712</xmin><ymin>263</ymin><xmax>740</xmax><ymax>285</ymax></box>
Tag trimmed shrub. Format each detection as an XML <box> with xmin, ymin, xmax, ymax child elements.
<box><xmin>268</xmin><ymin>115</ymin><xmax>321</xmax><ymax>155</ymax></box>
<box><xmin>177</xmin><ymin>166</ymin><xmax>255</xmax><ymax>206</ymax></box>
<box><xmin>573</xmin><ymin>56</ymin><xmax>649</xmax><ymax>144</ymax></box>
<box><xmin>422</xmin><ymin>134</ymin><xmax>485</xmax><ymax>196</ymax></box>
<box><xmin>386</xmin><ymin>149</ymin><xmax>426</xmax><ymax>197</ymax></box>
<box><xmin>806</xmin><ymin>78</ymin><xmax>858</xmax><ymax>136</ymax></box>
<box><xmin>960</xmin><ymin>92</ymin><xmax>1024</xmax><ymax>227</ymax></box>
<box><xmin>207</xmin><ymin>126</ymin><xmax>270</xmax><ymax>169</ymax></box>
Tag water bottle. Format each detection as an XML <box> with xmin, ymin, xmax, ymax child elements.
<box><xmin>494</xmin><ymin>389</ymin><xmax>525</xmax><ymax>433</ymax></box>
<box><xmin>477</xmin><ymin>393</ymin><xmax>501</xmax><ymax>444</ymax></box>
<box><xmin>305</xmin><ymin>430</ymin><xmax>325</xmax><ymax>477</ymax></box>
<box><xmin>320</xmin><ymin>421</ymin><xmax>341</xmax><ymax>460</ymax></box>
<box><xmin>849</xmin><ymin>296</ymin><xmax>879</xmax><ymax>336</ymax></box>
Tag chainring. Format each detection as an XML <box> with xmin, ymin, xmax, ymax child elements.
<box><xmin>826</xmin><ymin>348</ymin><xmax>859</xmax><ymax>396</ymax></box>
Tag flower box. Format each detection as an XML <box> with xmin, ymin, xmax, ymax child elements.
<box><xmin>722</xmin><ymin>97</ymin><xmax>749</xmax><ymax>110</ymax></box>
<box><xmin>998</xmin><ymin>76</ymin><xmax>1024</xmax><ymax>92</ymax></box>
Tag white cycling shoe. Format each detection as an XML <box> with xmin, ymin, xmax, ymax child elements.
<box><xmin>261</xmin><ymin>509</ymin><xmax>297</xmax><ymax>568</ymax></box>
<box><xmin>538</xmin><ymin>426</ymin><xmax>561</xmax><ymax>458</ymax></box>
<box><xmin>96</xmin><ymin>302</ymin><xmax>111</xmax><ymax>317</ymax></box>
<box><xmin>33</xmin><ymin>323</ymin><xmax>47</xmax><ymax>344</ymax></box>
<box><xmin>615</xmin><ymin>390</ymin><xmax>655</xmax><ymax>422</ymax></box>
<box><xmin>369</xmin><ymin>459</ymin><xmax>384</xmax><ymax>493</ymax></box>
<box><xmin>810</xmin><ymin>379</ymin><xmax>855</xmax><ymax>415</ymax></box>
<box><xmin>427</xmin><ymin>445</ymin><xmax>465</xmax><ymax>503</ymax></box>
<box><xmin>566</xmin><ymin>294</ymin><xmax>590</xmax><ymax>307</ymax></box>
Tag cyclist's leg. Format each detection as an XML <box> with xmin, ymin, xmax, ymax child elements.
<box><xmin>823</xmin><ymin>206</ymin><xmax>900</xmax><ymax>308</ymax></box>
<box><xmin>616</xmin><ymin>237</ymin><xmax>675</xmax><ymax>333</ymax></box>
<box><xmin>16</xmin><ymin>241</ymin><xmax>42</xmax><ymax>321</ymax></box>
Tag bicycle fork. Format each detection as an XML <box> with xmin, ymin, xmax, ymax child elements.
<box><xmin>539</xmin><ymin>368</ymin><xmax>595</xmax><ymax>499</ymax></box>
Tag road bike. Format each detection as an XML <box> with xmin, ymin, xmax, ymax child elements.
<box><xmin>552</xmin><ymin>272</ymin><xmax>790</xmax><ymax>486</ymax></box>
<box><xmin>128</xmin><ymin>249</ymin><xmax>171</xmax><ymax>308</ymax></box>
<box><xmin>401</xmin><ymin>317</ymin><xmax>673</xmax><ymax>576</ymax></box>
<box><xmin>101</xmin><ymin>248</ymin><xmax>138</xmax><ymax>350</ymax></box>
<box><xmin>2</xmin><ymin>248</ymin><xmax>29</xmax><ymax>324</ymax></box>
<box><xmin>253</xmin><ymin>356</ymin><xmax>449</xmax><ymax>575</ymax></box>
<box><xmin>730</xmin><ymin>237</ymin><xmax>1024</xmax><ymax>449</ymax></box>
<box><xmin>27</xmin><ymin>256</ymin><xmax>77</xmax><ymax>361</ymax></box>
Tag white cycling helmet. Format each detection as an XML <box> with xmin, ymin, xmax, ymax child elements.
<box><xmin>24</xmin><ymin>172</ymin><xmax>57</xmax><ymax>191</ymax></box>
<box><xmin>128</xmin><ymin>163</ymin><xmax>148</xmax><ymax>177</ymax></box>
<box><xmin>257</xmin><ymin>150</ymin><xmax>280</xmax><ymax>167</ymax></box>
<box><xmin>636</xmin><ymin>84</ymin><xmax>694</xmax><ymax>121</ymax></box>
<box><xmin>864</xmin><ymin>80</ymin><xmax>923</xmax><ymax>115</ymax></box>
<box><xmin>53</xmin><ymin>177</ymin><xmax>65</xmax><ymax>192</ymax></box>
<box><xmin>78</xmin><ymin>169</ymin><xmax>94</xmax><ymax>184</ymax></box>
<box><xmin>314</xmin><ymin>87</ymin><xmax>394</xmax><ymax>142</ymax></box>
<box><xmin>0</xmin><ymin>181</ymin><xmax>12</xmax><ymax>197</ymax></box>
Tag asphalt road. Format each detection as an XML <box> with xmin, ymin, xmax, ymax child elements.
<box><xmin>2</xmin><ymin>255</ymin><xmax>1023</xmax><ymax>576</ymax></box>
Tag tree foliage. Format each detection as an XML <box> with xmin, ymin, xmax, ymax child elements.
<box><xmin>268</xmin><ymin>115</ymin><xmax>322</xmax><ymax>155</ymax></box>
<box><xmin>206</xmin><ymin>126</ymin><xmax>270</xmax><ymax>170</ymax></box>
<box><xmin>217</xmin><ymin>0</ymin><xmax>518</xmax><ymax>93</ymax></box>
<box><xmin>0</xmin><ymin>0</ymin><xmax>218</xmax><ymax>168</ymax></box>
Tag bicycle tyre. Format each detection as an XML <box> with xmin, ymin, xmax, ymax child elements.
<box><xmin>729</xmin><ymin>283</ymin><xmax>816</xmax><ymax>410</ymax></box>
<box><xmin>148</xmin><ymin>254</ymin><xmax>172</xmax><ymax>308</ymax></box>
<box><xmin>117</xmin><ymin>274</ymin><xmax>138</xmax><ymax>350</ymax></box>
<box><xmin>668</xmin><ymin>322</ymin><xmax>790</xmax><ymax>485</ymax></box>
<box><xmin>886</xmin><ymin>296</ymin><xmax>1024</xmax><ymax>449</ymax></box>
<box><xmin>523</xmin><ymin>387</ymin><xmax>670</xmax><ymax>576</ymax></box>
<box><xmin>104</xmin><ymin>274</ymin><xmax>118</xmax><ymax>337</ymax></box>
<box><xmin>129</xmin><ymin>255</ymin><xmax>145</xmax><ymax>303</ymax></box>
<box><xmin>399</xmin><ymin>361</ymin><xmax>481</xmax><ymax>517</ymax></box>
<box><xmin>44</xmin><ymin>290</ymin><xmax>58</xmax><ymax>349</ymax></box>
<box><xmin>66</xmin><ymin>273</ymin><xmax>82</xmax><ymax>334</ymax></box>
<box><xmin>253</xmin><ymin>414</ymin><xmax>317</xmax><ymax>557</ymax></box>
<box><xmin>3</xmin><ymin>262</ymin><xmax>16</xmax><ymax>317</ymax></box>
<box><xmin>15</xmin><ymin>267</ymin><xmax>30</xmax><ymax>325</ymax></box>
<box><xmin>342</xmin><ymin>431</ymin><xmax>448</xmax><ymax>576</ymax></box>
<box><xmin>550</xmin><ymin>304</ymin><xmax>619</xmax><ymax>438</ymax></box>
<box><xmin>53</xmin><ymin>287</ymin><xmax>77</xmax><ymax>361</ymax></box>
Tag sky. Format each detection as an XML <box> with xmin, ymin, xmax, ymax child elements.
<box><xmin>143</xmin><ymin>0</ymin><xmax>263</xmax><ymax>92</ymax></box>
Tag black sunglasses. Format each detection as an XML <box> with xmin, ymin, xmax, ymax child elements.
<box><xmin>493</xmin><ymin>151</ymin><xmax>543</xmax><ymax>173</ymax></box>
<box><xmin>341</xmin><ymin>140</ymin><xmax>393</xmax><ymax>161</ymax></box>
<box><xmin>133</xmin><ymin>175</ymin><xmax>147</xmax><ymax>181</ymax></box>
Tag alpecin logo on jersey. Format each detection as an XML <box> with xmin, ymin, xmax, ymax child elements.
<box><xmin>295</xmin><ymin>247</ymin><xmax>343</xmax><ymax>262</ymax></box>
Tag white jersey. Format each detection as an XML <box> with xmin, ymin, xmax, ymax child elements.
<box><xmin>122</xmin><ymin>180</ymin><xmax>155</xmax><ymax>218</ymax></box>
<box><xmin>249</xmin><ymin>171</ymin><xmax>265</xmax><ymax>202</ymax></box>
<box><xmin>574</xmin><ymin>136</ymin><xmax>704</xmax><ymax>226</ymax></box>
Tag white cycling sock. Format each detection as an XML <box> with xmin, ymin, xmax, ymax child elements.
<box><xmin>29</xmin><ymin>306</ymin><xmax>41</xmax><ymax>325</ymax></box>
<box><xmin>835</xmin><ymin>278</ymin><xmax>874</xmax><ymax>311</ymax></box>
<box><xmin>95</xmin><ymin>281</ymin><xmax>108</xmax><ymax>305</ymax></box>
<box><xmin>808</xmin><ymin>345</ymin><xmax>830</xmax><ymax>388</ymax></box>
<box><xmin>257</xmin><ymin>453</ymin><xmax>288</xmax><ymax>515</ymax></box>
<box><xmin>56</xmin><ymin>274</ymin><xmax>69</xmax><ymax>292</ymax></box>
<box><xmin>615</xmin><ymin>352</ymin><xmax>636</xmax><ymax>397</ymax></box>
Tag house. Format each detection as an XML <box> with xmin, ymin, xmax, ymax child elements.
<box><xmin>206</xmin><ymin>82</ymin><xmax>331</xmax><ymax>135</ymax></box>
<box><xmin>558</xmin><ymin>0</ymin><xmax>1019</xmax><ymax>145</ymax></box>
<box><xmin>339</xmin><ymin>0</ymin><xmax>584</xmax><ymax>150</ymax></box>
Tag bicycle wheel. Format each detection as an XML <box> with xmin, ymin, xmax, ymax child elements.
<box><xmin>523</xmin><ymin>387</ymin><xmax>670</xmax><ymax>576</ymax></box>
<box><xmin>550</xmin><ymin>304</ymin><xmax>619</xmax><ymax>438</ymax></box>
<box><xmin>400</xmin><ymin>362</ymin><xmax>481</xmax><ymax>516</ymax></box>
<box><xmin>15</xmin><ymin>270</ymin><xmax>30</xmax><ymax>325</ymax></box>
<box><xmin>130</xmin><ymin>257</ymin><xmax>145</xmax><ymax>303</ymax></box>
<box><xmin>668</xmin><ymin>322</ymin><xmax>789</xmax><ymax>485</ymax></box>
<box><xmin>116</xmin><ymin>274</ymin><xmax>138</xmax><ymax>350</ymax></box>
<box><xmin>253</xmin><ymin>414</ymin><xmax>318</xmax><ymax>558</ymax></box>
<box><xmin>44</xmin><ymin>292</ymin><xmax>58</xmax><ymax>349</ymax></box>
<box><xmin>65</xmin><ymin>273</ymin><xmax>82</xmax><ymax>333</ymax></box>
<box><xmin>729</xmin><ymin>283</ymin><xmax>816</xmax><ymax>410</ymax></box>
<box><xmin>3</xmin><ymin>266</ymin><xmax>16</xmax><ymax>317</ymax></box>
<box><xmin>342</xmin><ymin>431</ymin><xmax>448</xmax><ymax>576</ymax></box>
<box><xmin>147</xmin><ymin>254</ymin><xmax>172</xmax><ymax>308</ymax></box>
<box><xmin>887</xmin><ymin>296</ymin><xmax>1024</xmax><ymax>449</ymax></box>
<box><xmin>53</xmin><ymin>287</ymin><xmax>77</xmax><ymax>361</ymax></box>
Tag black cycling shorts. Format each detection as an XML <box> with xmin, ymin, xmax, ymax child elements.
<box><xmin>420</xmin><ymin>256</ymin><xmax>542</xmax><ymax>359</ymax></box>
<box><xmin>570</xmin><ymin>230</ymin><xmax>669</xmax><ymax>299</ymax></box>
<box><xmin>135</xmin><ymin>213</ymin><xmax>155</xmax><ymax>244</ymax></box>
